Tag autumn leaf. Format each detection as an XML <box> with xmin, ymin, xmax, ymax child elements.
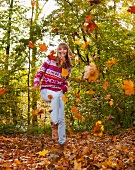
<box><xmin>75</xmin><ymin>59</ymin><xmax>80</xmax><ymax>63</ymax></box>
<box><xmin>102</xmin><ymin>81</ymin><xmax>109</xmax><ymax>90</ymax></box>
<box><xmin>74</xmin><ymin>90</ymin><xmax>80</xmax><ymax>99</ymax></box>
<box><xmin>62</xmin><ymin>95</ymin><xmax>67</xmax><ymax>103</ymax></box>
<box><xmin>74</xmin><ymin>40</ymin><xmax>80</xmax><ymax>45</ymax></box>
<box><xmin>81</xmin><ymin>41</ymin><xmax>90</xmax><ymax>50</ymax></box>
<box><xmin>74</xmin><ymin>113</ymin><xmax>82</xmax><ymax>120</ymax></box>
<box><xmin>105</xmin><ymin>94</ymin><xmax>111</xmax><ymax>100</ymax></box>
<box><xmin>51</xmin><ymin>27</ymin><xmax>59</xmax><ymax>32</ymax></box>
<box><xmin>48</xmin><ymin>50</ymin><xmax>56</xmax><ymax>61</ymax></box>
<box><xmin>28</xmin><ymin>41</ymin><xmax>34</xmax><ymax>48</ymax></box>
<box><xmin>109</xmin><ymin>99</ymin><xmax>114</xmax><ymax>106</ymax></box>
<box><xmin>74</xmin><ymin>159</ymin><xmax>81</xmax><ymax>170</ymax></box>
<box><xmin>62</xmin><ymin>68</ymin><xmax>68</xmax><ymax>78</ymax></box>
<box><xmin>122</xmin><ymin>80</ymin><xmax>134</xmax><ymax>95</ymax></box>
<box><xmin>87</xmin><ymin>90</ymin><xmax>95</xmax><ymax>94</ymax></box>
<box><xmin>38</xmin><ymin>149</ymin><xmax>48</xmax><ymax>156</ymax></box>
<box><xmin>48</xmin><ymin>95</ymin><xmax>53</xmax><ymax>100</ymax></box>
<box><xmin>31</xmin><ymin>1</ymin><xmax>36</xmax><ymax>7</ymax></box>
<box><xmin>71</xmin><ymin>106</ymin><xmax>78</xmax><ymax>113</ymax></box>
<box><xmin>127</xmin><ymin>6</ymin><xmax>135</xmax><ymax>13</ymax></box>
<box><xmin>107</xmin><ymin>58</ymin><xmax>118</xmax><ymax>67</ymax></box>
<box><xmin>38</xmin><ymin>43</ymin><xmax>48</xmax><ymax>52</ymax></box>
<box><xmin>93</xmin><ymin>120</ymin><xmax>104</xmax><ymax>137</ymax></box>
<box><xmin>69</xmin><ymin>55</ymin><xmax>75</xmax><ymax>59</ymax></box>
<box><xmin>85</xmin><ymin>15</ymin><xmax>93</xmax><ymax>23</ymax></box>
<box><xmin>0</xmin><ymin>88</ymin><xmax>7</xmax><ymax>95</ymax></box>
<box><xmin>67</xmin><ymin>126</ymin><xmax>74</xmax><ymax>136</ymax></box>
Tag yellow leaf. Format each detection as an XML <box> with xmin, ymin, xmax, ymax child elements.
<box><xmin>74</xmin><ymin>41</ymin><xmax>80</xmax><ymax>45</ymax></box>
<box><xmin>62</xmin><ymin>95</ymin><xmax>67</xmax><ymax>103</ymax></box>
<box><xmin>93</xmin><ymin>120</ymin><xmax>104</xmax><ymax>137</ymax></box>
<box><xmin>38</xmin><ymin>149</ymin><xmax>48</xmax><ymax>156</ymax></box>
<box><xmin>74</xmin><ymin>159</ymin><xmax>82</xmax><ymax>170</ymax></box>
<box><xmin>62</xmin><ymin>68</ymin><xmax>68</xmax><ymax>78</ymax></box>
<box><xmin>122</xmin><ymin>80</ymin><xmax>134</xmax><ymax>95</ymax></box>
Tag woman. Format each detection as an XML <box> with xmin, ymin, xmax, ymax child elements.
<box><xmin>34</xmin><ymin>42</ymin><xmax>72</xmax><ymax>150</ymax></box>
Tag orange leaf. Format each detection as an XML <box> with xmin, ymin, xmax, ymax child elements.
<box><xmin>109</xmin><ymin>100</ymin><xmax>114</xmax><ymax>106</ymax></box>
<box><xmin>127</xmin><ymin>6</ymin><xmax>135</xmax><ymax>13</ymax></box>
<box><xmin>74</xmin><ymin>90</ymin><xmax>80</xmax><ymax>99</ymax></box>
<box><xmin>48</xmin><ymin>95</ymin><xmax>53</xmax><ymax>100</ymax></box>
<box><xmin>48</xmin><ymin>50</ymin><xmax>56</xmax><ymax>61</ymax></box>
<box><xmin>69</xmin><ymin>55</ymin><xmax>75</xmax><ymax>59</ymax></box>
<box><xmin>102</xmin><ymin>81</ymin><xmax>109</xmax><ymax>90</ymax></box>
<box><xmin>38</xmin><ymin>43</ymin><xmax>48</xmax><ymax>52</ymax></box>
<box><xmin>74</xmin><ymin>159</ymin><xmax>82</xmax><ymax>170</ymax></box>
<box><xmin>74</xmin><ymin>113</ymin><xmax>82</xmax><ymax>120</ymax></box>
<box><xmin>62</xmin><ymin>95</ymin><xmax>67</xmax><ymax>103</ymax></box>
<box><xmin>31</xmin><ymin>110</ymin><xmax>37</xmax><ymax>118</ymax></box>
<box><xmin>87</xmin><ymin>90</ymin><xmax>95</xmax><ymax>94</ymax></box>
<box><xmin>28</xmin><ymin>41</ymin><xmax>34</xmax><ymax>48</ymax></box>
<box><xmin>107</xmin><ymin>58</ymin><xmax>118</xmax><ymax>67</ymax></box>
<box><xmin>85</xmin><ymin>15</ymin><xmax>93</xmax><ymax>23</ymax></box>
<box><xmin>122</xmin><ymin>80</ymin><xmax>134</xmax><ymax>95</ymax></box>
<box><xmin>0</xmin><ymin>88</ymin><xmax>7</xmax><ymax>95</ymax></box>
<box><xmin>105</xmin><ymin>94</ymin><xmax>111</xmax><ymax>100</ymax></box>
<box><xmin>67</xmin><ymin>126</ymin><xmax>74</xmax><ymax>136</ymax></box>
<box><xmin>71</xmin><ymin>106</ymin><xmax>78</xmax><ymax>113</ymax></box>
<box><xmin>62</xmin><ymin>68</ymin><xmax>68</xmax><ymax>78</ymax></box>
<box><xmin>31</xmin><ymin>1</ymin><xmax>36</xmax><ymax>7</ymax></box>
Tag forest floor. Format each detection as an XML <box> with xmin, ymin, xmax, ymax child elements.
<box><xmin>0</xmin><ymin>128</ymin><xmax>135</xmax><ymax>170</ymax></box>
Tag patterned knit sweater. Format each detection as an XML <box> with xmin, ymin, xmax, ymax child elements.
<box><xmin>34</xmin><ymin>58</ymin><xmax>71</xmax><ymax>93</ymax></box>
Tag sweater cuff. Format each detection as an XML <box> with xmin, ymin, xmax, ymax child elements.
<box><xmin>61</xmin><ymin>86</ymin><xmax>67</xmax><ymax>93</ymax></box>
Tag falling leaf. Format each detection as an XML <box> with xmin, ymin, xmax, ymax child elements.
<box><xmin>48</xmin><ymin>95</ymin><xmax>53</xmax><ymax>100</ymax></box>
<box><xmin>67</xmin><ymin>126</ymin><xmax>74</xmax><ymax>136</ymax></box>
<box><xmin>85</xmin><ymin>15</ymin><xmax>93</xmax><ymax>23</ymax></box>
<box><xmin>38</xmin><ymin>43</ymin><xmax>48</xmax><ymax>52</ymax></box>
<box><xmin>105</xmin><ymin>94</ymin><xmax>111</xmax><ymax>100</ymax></box>
<box><xmin>93</xmin><ymin>120</ymin><xmax>104</xmax><ymax>137</ymax></box>
<box><xmin>28</xmin><ymin>41</ymin><xmax>34</xmax><ymax>48</ymax></box>
<box><xmin>127</xmin><ymin>6</ymin><xmax>135</xmax><ymax>13</ymax></box>
<box><xmin>31</xmin><ymin>110</ymin><xmax>37</xmax><ymax>118</ymax></box>
<box><xmin>71</xmin><ymin>106</ymin><xmax>78</xmax><ymax>113</ymax></box>
<box><xmin>92</xmin><ymin>97</ymin><xmax>98</xmax><ymax>101</ymax></box>
<box><xmin>74</xmin><ymin>90</ymin><xmax>80</xmax><ymax>99</ymax></box>
<box><xmin>59</xmin><ymin>13</ymin><xmax>63</xmax><ymax>17</ymax></box>
<box><xmin>74</xmin><ymin>113</ymin><xmax>82</xmax><ymax>120</ymax></box>
<box><xmin>38</xmin><ymin>149</ymin><xmax>48</xmax><ymax>156</ymax></box>
<box><xmin>75</xmin><ymin>59</ymin><xmax>80</xmax><ymax>63</ymax></box>
<box><xmin>87</xmin><ymin>90</ymin><xmax>95</xmax><ymax>94</ymax></box>
<box><xmin>109</xmin><ymin>99</ymin><xmax>114</xmax><ymax>106</ymax></box>
<box><xmin>51</xmin><ymin>27</ymin><xmax>59</xmax><ymax>32</ymax></box>
<box><xmin>31</xmin><ymin>1</ymin><xmax>36</xmax><ymax>7</ymax></box>
<box><xmin>122</xmin><ymin>80</ymin><xmax>134</xmax><ymax>95</ymax></box>
<box><xmin>107</xmin><ymin>58</ymin><xmax>118</xmax><ymax>67</ymax></box>
<box><xmin>48</xmin><ymin>50</ymin><xmax>56</xmax><ymax>61</ymax></box>
<box><xmin>81</xmin><ymin>41</ymin><xmax>90</xmax><ymax>50</ymax></box>
<box><xmin>0</xmin><ymin>88</ymin><xmax>7</xmax><ymax>95</ymax></box>
<box><xmin>74</xmin><ymin>159</ymin><xmax>82</xmax><ymax>170</ymax></box>
<box><xmin>69</xmin><ymin>55</ymin><xmax>75</xmax><ymax>59</ymax></box>
<box><xmin>62</xmin><ymin>95</ymin><xmax>67</xmax><ymax>103</ymax></box>
<box><xmin>74</xmin><ymin>40</ymin><xmax>80</xmax><ymax>45</ymax></box>
<box><xmin>62</xmin><ymin>68</ymin><xmax>68</xmax><ymax>78</ymax></box>
<box><xmin>102</xmin><ymin>81</ymin><xmax>109</xmax><ymax>90</ymax></box>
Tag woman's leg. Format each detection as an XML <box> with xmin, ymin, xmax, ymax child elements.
<box><xmin>40</xmin><ymin>89</ymin><xmax>66</xmax><ymax>144</ymax></box>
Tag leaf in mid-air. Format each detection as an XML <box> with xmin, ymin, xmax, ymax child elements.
<box><xmin>93</xmin><ymin>120</ymin><xmax>104</xmax><ymax>137</ymax></box>
<box><xmin>102</xmin><ymin>81</ymin><xmax>109</xmax><ymax>90</ymax></box>
<box><xmin>38</xmin><ymin>43</ymin><xmax>48</xmax><ymax>52</ymax></box>
<box><xmin>71</xmin><ymin>106</ymin><xmax>78</xmax><ymax>113</ymax></box>
<box><xmin>107</xmin><ymin>58</ymin><xmax>118</xmax><ymax>67</ymax></box>
<box><xmin>31</xmin><ymin>1</ymin><xmax>36</xmax><ymax>7</ymax></box>
<box><xmin>62</xmin><ymin>95</ymin><xmax>67</xmax><ymax>103</ymax></box>
<box><xmin>28</xmin><ymin>41</ymin><xmax>34</xmax><ymax>48</ymax></box>
<box><xmin>48</xmin><ymin>95</ymin><xmax>53</xmax><ymax>100</ymax></box>
<box><xmin>62</xmin><ymin>68</ymin><xmax>68</xmax><ymax>78</ymax></box>
<box><xmin>48</xmin><ymin>50</ymin><xmax>56</xmax><ymax>61</ymax></box>
<box><xmin>127</xmin><ymin>6</ymin><xmax>135</xmax><ymax>13</ymax></box>
<box><xmin>122</xmin><ymin>80</ymin><xmax>134</xmax><ymax>95</ymax></box>
<box><xmin>0</xmin><ymin>88</ymin><xmax>7</xmax><ymax>95</ymax></box>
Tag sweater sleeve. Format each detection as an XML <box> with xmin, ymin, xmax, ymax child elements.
<box><xmin>34</xmin><ymin>59</ymin><xmax>50</xmax><ymax>86</ymax></box>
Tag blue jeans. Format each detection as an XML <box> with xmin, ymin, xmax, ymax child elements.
<box><xmin>40</xmin><ymin>89</ymin><xmax>66</xmax><ymax>144</ymax></box>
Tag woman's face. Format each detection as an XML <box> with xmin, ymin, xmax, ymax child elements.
<box><xmin>58</xmin><ymin>46</ymin><xmax>68</xmax><ymax>61</ymax></box>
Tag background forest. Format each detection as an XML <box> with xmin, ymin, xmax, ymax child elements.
<box><xmin>0</xmin><ymin>0</ymin><xmax>135</xmax><ymax>135</ymax></box>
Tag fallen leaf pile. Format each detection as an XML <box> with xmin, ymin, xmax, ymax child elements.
<box><xmin>0</xmin><ymin>128</ymin><xmax>134</xmax><ymax>169</ymax></box>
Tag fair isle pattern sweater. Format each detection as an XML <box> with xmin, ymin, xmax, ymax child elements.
<box><xmin>34</xmin><ymin>58</ymin><xmax>71</xmax><ymax>93</ymax></box>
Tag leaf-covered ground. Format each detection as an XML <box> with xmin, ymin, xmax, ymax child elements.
<box><xmin>0</xmin><ymin>128</ymin><xmax>135</xmax><ymax>170</ymax></box>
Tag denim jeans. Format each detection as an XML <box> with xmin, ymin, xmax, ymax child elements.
<box><xmin>40</xmin><ymin>89</ymin><xmax>66</xmax><ymax>144</ymax></box>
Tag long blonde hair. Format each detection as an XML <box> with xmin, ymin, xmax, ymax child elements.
<box><xmin>56</xmin><ymin>42</ymin><xmax>72</xmax><ymax>68</ymax></box>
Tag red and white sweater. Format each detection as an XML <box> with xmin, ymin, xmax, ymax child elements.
<box><xmin>34</xmin><ymin>58</ymin><xmax>71</xmax><ymax>93</ymax></box>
